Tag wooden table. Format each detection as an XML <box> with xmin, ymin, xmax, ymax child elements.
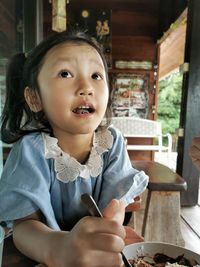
<box><xmin>131</xmin><ymin>161</ymin><xmax>187</xmax><ymax>246</ymax></box>
<box><xmin>2</xmin><ymin>236</ymin><xmax>36</xmax><ymax>267</ymax></box>
<box><xmin>132</xmin><ymin>161</ymin><xmax>187</xmax><ymax>191</ymax></box>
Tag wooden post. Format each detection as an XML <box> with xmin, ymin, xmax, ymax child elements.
<box><xmin>177</xmin><ymin>0</ymin><xmax>200</xmax><ymax>206</ymax></box>
<box><xmin>23</xmin><ymin>0</ymin><xmax>43</xmax><ymax>52</ymax></box>
<box><xmin>143</xmin><ymin>191</ymin><xmax>185</xmax><ymax>246</ymax></box>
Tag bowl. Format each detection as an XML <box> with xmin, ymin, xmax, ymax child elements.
<box><xmin>123</xmin><ymin>242</ymin><xmax>200</xmax><ymax>265</ymax></box>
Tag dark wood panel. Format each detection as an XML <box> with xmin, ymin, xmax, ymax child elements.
<box><xmin>128</xmin><ymin>139</ymin><xmax>153</xmax><ymax>161</ymax></box>
<box><xmin>0</xmin><ymin>1</ymin><xmax>16</xmax><ymax>56</ymax></box>
<box><xmin>112</xmin><ymin>10</ymin><xmax>158</xmax><ymax>37</ymax></box>
<box><xmin>177</xmin><ymin>0</ymin><xmax>200</xmax><ymax>206</ymax></box>
<box><xmin>2</xmin><ymin>236</ymin><xmax>36</xmax><ymax>267</ymax></box>
<box><xmin>43</xmin><ymin>0</ymin><xmax>159</xmax><ymax>39</ymax></box>
<box><xmin>112</xmin><ymin>36</ymin><xmax>156</xmax><ymax>62</ymax></box>
<box><xmin>128</xmin><ymin>151</ymin><xmax>153</xmax><ymax>161</ymax></box>
<box><xmin>66</xmin><ymin>0</ymin><xmax>159</xmax><ymax>12</ymax></box>
<box><xmin>43</xmin><ymin>0</ymin><xmax>187</xmax><ymax>39</ymax></box>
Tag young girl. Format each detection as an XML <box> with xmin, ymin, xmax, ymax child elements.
<box><xmin>0</xmin><ymin>30</ymin><xmax>148</xmax><ymax>267</ymax></box>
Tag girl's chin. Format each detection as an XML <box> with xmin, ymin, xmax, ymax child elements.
<box><xmin>73</xmin><ymin>118</ymin><xmax>102</xmax><ymax>130</ymax></box>
<box><xmin>75</xmin><ymin>126</ymin><xmax>99</xmax><ymax>135</ymax></box>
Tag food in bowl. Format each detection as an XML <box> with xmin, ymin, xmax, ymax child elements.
<box><xmin>128</xmin><ymin>252</ymin><xmax>198</xmax><ymax>266</ymax></box>
<box><xmin>123</xmin><ymin>242</ymin><xmax>200</xmax><ymax>267</ymax></box>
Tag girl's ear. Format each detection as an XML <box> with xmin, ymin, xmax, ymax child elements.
<box><xmin>24</xmin><ymin>87</ymin><xmax>43</xmax><ymax>112</ymax></box>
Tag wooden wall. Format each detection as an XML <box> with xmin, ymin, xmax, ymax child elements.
<box><xmin>0</xmin><ymin>0</ymin><xmax>23</xmax><ymax>57</ymax></box>
<box><xmin>43</xmin><ymin>0</ymin><xmax>159</xmax><ymax>64</ymax></box>
<box><xmin>0</xmin><ymin>0</ymin><xmax>16</xmax><ymax>57</ymax></box>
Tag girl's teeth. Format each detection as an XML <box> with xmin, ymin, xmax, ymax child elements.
<box><xmin>73</xmin><ymin>107</ymin><xmax>90</xmax><ymax>114</ymax></box>
<box><xmin>73</xmin><ymin>105</ymin><xmax>94</xmax><ymax>114</ymax></box>
<box><xmin>78</xmin><ymin>109</ymin><xmax>89</xmax><ymax>114</ymax></box>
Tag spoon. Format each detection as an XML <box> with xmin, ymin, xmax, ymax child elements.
<box><xmin>81</xmin><ymin>193</ymin><xmax>132</xmax><ymax>267</ymax></box>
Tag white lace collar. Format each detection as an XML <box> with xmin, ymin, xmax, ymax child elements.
<box><xmin>42</xmin><ymin>128</ymin><xmax>113</xmax><ymax>183</ymax></box>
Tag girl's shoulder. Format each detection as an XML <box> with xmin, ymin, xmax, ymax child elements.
<box><xmin>16</xmin><ymin>131</ymin><xmax>43</xmax><ymax>144</ymax></box>
<box><xmin>11</xmin><ymin>132</ymin><xmax>45</xmax><ymax>157</ymax></box>
<box><xmin>1</xmin><ymin>132</ymin><xmax>51</xmax><ymax>187</ymax></box>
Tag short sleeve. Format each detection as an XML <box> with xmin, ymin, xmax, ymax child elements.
<box><xmin>98</xmin><ymin>127</ymin><xmax>149</xmax><ymax>209</ymax></box>
<box><xmin>0</xmin><ymin>133</ymin><xmax>59</xmax><ymax>230</ymax></box>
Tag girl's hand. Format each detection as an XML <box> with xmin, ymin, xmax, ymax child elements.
<box><xmin>36</xmin><ymin>199</ymin><xmax>142</xmax><ymax>267</ymax></box>
<box><xmin>45</xmin><ymin>213</ymin><xmax>125</xmax><ymax>266</ymax></box>
<box><xmin>189</xmin><ymin>136</ymin><xmax>200</xmax><ymax>170</ymax></box>
<box><xmin>102</xmin><ymin>199</ymin><xmax>144</xmax><ymax>245</ymax></box>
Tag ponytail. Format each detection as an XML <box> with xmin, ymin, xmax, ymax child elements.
<box><xmin>1</xmin><ymin>53</ymin><xmax>33</xmax><ymax>143</ymax></box>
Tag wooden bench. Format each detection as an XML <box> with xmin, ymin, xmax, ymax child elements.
<box><xmin>130</xmin><ymin>161</ymin><xmax>187</xmax><ymax>246</ymax></box>
<box><xmin>111</xmin><ymin>117</ymin><xmax>172</xmax><ymax>152</ymax></box>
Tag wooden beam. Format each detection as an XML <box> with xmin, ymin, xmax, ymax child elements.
<box><xmin>158</xmin><ymin>9</ymin><xmax>187</xmax><ymax>79</ymax></box>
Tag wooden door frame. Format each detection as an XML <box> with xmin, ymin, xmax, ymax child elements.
<box><xmin>177</xmin><ymin>0</ymin><xmax>200</xmax><ymax>206</ymax></box>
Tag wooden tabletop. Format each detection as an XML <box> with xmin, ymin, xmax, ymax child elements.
<box><xmin>2</xmin><ymin>236</ymin><xmax>36</xmax><ymax>267</ymax></box>
<box><xmin>132</xmin><ymin>160</ymin><xmax>187</xmax><ymax>191</ymax></box>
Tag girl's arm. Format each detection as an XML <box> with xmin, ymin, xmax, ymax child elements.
<box><xmin>13</xmin><ymin>204</ymin><xmax>126</xmax><ymax>267</ymax></box>
<box><xmin>13</xmin><ymin>211</ymin><xmax>56</xmax><ymax>263</ymax></box>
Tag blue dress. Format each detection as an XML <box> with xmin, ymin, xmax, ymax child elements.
<box><xmin>0</xmin><ymin>127</ymin><xmax>148</xmax><ymax>231</ymax></box>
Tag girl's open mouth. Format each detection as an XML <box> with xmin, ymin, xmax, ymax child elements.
<box><xmin>72</xmin><ymin>105</ymin><xmax>95</xmax><ymax>115</ymax></box>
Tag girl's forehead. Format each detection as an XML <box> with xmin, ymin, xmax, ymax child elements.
<box><xmin>44</xmin><ymin>42</ymin><xmax>103</xmax><ymax>64</ymax></box>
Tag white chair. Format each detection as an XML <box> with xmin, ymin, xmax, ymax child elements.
<box><xmin>111</xmin><ymin>117</ymin><xmax>172</xmax><ymax>153</ymax></box>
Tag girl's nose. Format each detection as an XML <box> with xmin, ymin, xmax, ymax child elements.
<box><xmin>79</xmin><ymin>88</ymin><xmax>93</xmax><ymax>96</ymax></box>
<box><xmin>77</xmin><ymin>79</ymin><xmax>94</xmax><ymax>96</ymax></box>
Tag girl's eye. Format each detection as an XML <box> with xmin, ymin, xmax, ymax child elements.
<box><xmin>91</xmin><ymin>73</ymin><xmax>102</xmax><ymax>80</ymax></box>
<box><xmin>59</xmin><ymin>70</ymin><xmax>72</xmax><ymax>78</ymax></box>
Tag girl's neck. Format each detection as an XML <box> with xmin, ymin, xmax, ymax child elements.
<box><xmin>54</xmin><ymin>131</ymin><xmax>94</xmax><ymax>164</ymax></box>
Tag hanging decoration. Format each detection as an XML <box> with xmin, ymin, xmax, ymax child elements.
<box><xmin>49</xmin><ymin>0</ymin><xmax>69</xmax><ymax>32</ymax></box>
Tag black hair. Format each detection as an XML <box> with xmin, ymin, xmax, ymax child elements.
<box><xmin>1</xmin><ymin>30</ymin><xmax>112</xmax><ymax>144</ymax></box>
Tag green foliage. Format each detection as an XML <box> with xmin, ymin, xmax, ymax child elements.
<box><xmin>157</xmin><ymin>71</ymin><xmax>183</xmax><ymax>135</ymax></box>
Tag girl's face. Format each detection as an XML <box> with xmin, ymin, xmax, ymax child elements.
<box><xmin>37</xmin><ymin>42</ymin><xmax>109</xmax><ymax>137</ymax></box>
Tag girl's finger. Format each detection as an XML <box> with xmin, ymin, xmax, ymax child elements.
<box><xmin>75</xmin><ymin>216</ymin><xmax>125</xmax><ymax>239</ymax></box>
<box><xmin>124</xmin><ymin>226</ymin><xmax>144</xmax><ymax>245</ymax></box>
<box><xmin>82</xmin><ymin>250</ymin><xmax>124</xmax><ymax>267</ymax></box>
<box><xmin>86</xmin><ymin>232</ymin><xmax>125</xmax><ymax>252</ymax></box>
<box><xmin>102</xmin><ymin>199</ymin><xmax>126</xmax><ymax>224</ymax></box>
